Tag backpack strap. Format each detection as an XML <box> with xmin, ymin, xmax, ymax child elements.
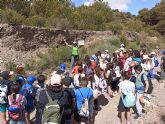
<box><xmin>8</xmin><ymin>95</ymin><xmax>14</xmax><ymax>104</ymax></box>
<box><xmin>141</xmin><ymin>73</ymin><xmax>145</xmax><ymax>86</ymax></box>
<box><xmin>16</xmin><ymin>95</ymin><xmax>23</xmax><ymax>104</ymax></box>
<box><xmin>78</xmin><ymin>88</ymin><xmax>90</xmax><ymax>100</ymax></box>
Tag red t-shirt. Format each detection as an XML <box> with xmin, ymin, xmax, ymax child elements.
<box><xmin>72</xmin><ymin>66</ymin><xmax>80</xmax><ymax>74</ymax></box>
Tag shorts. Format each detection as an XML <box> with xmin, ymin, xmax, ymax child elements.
<box><xmin>118</xmin><ymin>97</ymin><xmax>129</xmax><ymax>112</ymax></box>
<box><xmin>0</xmin><ymin>104</ymin><xmax>7</xmax><ymax>112</ymax></box>
<box><xmin>25</xmin><ymin>105</ymin><xmax>34</xmax><ymax>113</ymax></box>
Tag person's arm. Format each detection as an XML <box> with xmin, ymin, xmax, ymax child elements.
<box><xmin>143</xmin><ymin>75</ymin><xmax>149</xmax><ymax>93</ymax></box>
<box><xmin>65</xmin><ymin>40</ymin><xmax>72</xmax><ymax>47</ymax></box>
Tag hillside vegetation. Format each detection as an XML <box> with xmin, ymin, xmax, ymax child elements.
<box><xmin>0</xmin><ymin>1</ymin><xmax>164</xmax><ymax>36</ymax></box>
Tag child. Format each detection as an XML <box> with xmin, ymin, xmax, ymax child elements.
<box><xmin>8</xmin><ymin>83</ymin><xmax>27</xmax><ymax>124</ymax></box>
<box><xmin>118</xmin><ymin>71</ymin><xmax>135</xmax><ymax>124</ymax></box>
<box><xmin>33</xmin><ymin>75</ymin><xmax>47</xmax><ymax>124</ymax></box>
<box><xmin>62</xmin><ymin>77</ymin><xmax>75</xmax><ymax>124</ymax></box>
<box><xmin>20</xmin><ymin>76</ymin><xmax>37</xmax><ymax>124</ymax></box>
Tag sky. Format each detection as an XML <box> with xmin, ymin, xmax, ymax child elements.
<box><xmin>72</xmin><ymin>0</ymin><xmax>161</xmax><ymax>15</ymax></box>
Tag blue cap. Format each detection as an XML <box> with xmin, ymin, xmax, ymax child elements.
<box><xmin>60</xmin><ymin>64</ymin><xmax>66</xmax><ymax>72</ymax></box>
<box><xmin>26</xmin><ymin>76</ymin><xmax>37</xmax><ymax>84</ymax></box>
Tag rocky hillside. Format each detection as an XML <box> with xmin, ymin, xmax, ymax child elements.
<box><xmin>0</xmin><ymin>23</ymin><xmax>160</xmax><ymax>71</ymax></box>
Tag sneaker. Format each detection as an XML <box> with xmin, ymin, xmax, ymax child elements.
<box><xmin>134</xmin><ymin>113</ymin><xmax>142</xmax><ymax>119</ymax></box>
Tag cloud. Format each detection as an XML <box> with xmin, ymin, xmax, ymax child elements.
<box><xmin>84</xmin><ymin>0</ymin><xmax>132</xmax><ymax>11</ymax></box>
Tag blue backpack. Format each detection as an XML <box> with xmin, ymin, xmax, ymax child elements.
<box><xmin>122</xmin><ymin>90</ymin><xmax>136</xmax><ymax>108</ymax></box>
<box><xmin>154</xmin><ymin>57</ymin><xmax>159</xmax><ymax>67</ymax></box>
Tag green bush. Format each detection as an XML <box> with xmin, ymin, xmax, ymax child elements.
<box><xmin>105</xmin><ymin>22</ymin><xmax>123</xmax><ymax>34</ymax></box>
<box><xmin>30</xmin><ymin>46</ymin><xmax>71</xmax><ymax>73</ymax></box>
<box><xmin>1</xmin><ymin>8</ymin><xmax>24</xmax><ymax>24</ymax></box>
<box><xmin>25</xmin><ymin>16</ymin><xmax>46</xmax><ymax>27</ymax></box>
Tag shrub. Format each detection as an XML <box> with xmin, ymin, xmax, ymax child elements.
<box><xmin>105</xmin><ymin>22</ymin><xmax>123</xmax><ymax>34</ymax></box>
<box><xmin>1</xmin><ymin>8</ymin><xmax>24</xmax><ymax>24</ymax></box>
<box><xmin>25</xmin><ymin>16</ymin><xmax>46</xmax><ymax>27</ymax></box>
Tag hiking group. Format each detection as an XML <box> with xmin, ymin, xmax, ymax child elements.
<box><xmin>0</xmin><ymin>42</ymin><xmax>165</xmax><ymax>124</ymax></box>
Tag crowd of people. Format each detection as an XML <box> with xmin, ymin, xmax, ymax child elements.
<box><xmin>0</xmin><ymin>43</ymin><xmax>165</xmax><ymax>124</ymax></box>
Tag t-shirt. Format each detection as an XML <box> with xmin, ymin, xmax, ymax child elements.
<box><xmin>72</xmin><ymin>66</ymin><xmax>80</xmax><ymax>74</ymax></box>
<box><xmin>135</xmin><ymin>72</ymin><xmax>148</xmax><ymax>93</ymax></box>
<box><xmin>118</xmin><ymin>80</ymin><xmax>135</xmax><ymax>95</ymax></box>
<box><xmin>72</xmin><ymin>47</ymin><xmax>78</xmax><ymax>56</ymax></box>
<box><xmin>74</xmin><ymin>88</ymin><xmax>93</xmax><ymax>111</ymax></box>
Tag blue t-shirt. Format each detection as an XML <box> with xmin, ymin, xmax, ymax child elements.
<box><xmin>74</xmin><ymin>87</ymin><xmax>93</xmax><ymax>111</ymax></box>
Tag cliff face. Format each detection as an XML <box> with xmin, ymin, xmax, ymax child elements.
<box><xmin>0</xmin><ymin>24</ymin><xmax>95</xmax><ymax>51</ymax></box>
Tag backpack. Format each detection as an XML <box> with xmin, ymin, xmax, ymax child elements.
<box><xmin>35</xmin><ymin>85</ymin><xmax>46</xmax><ymax>107</ymax></box>
<box><xmin>154</xmin><ymin>57</ymin><xmax>159</xmax><ymax>67</ymax></box>
<box><xmin>43</xmin><ymin>91</ymin><xmax>63</xmax><ymax>124</ymax></box>
<box><xmin>84</xmin><ymin>65</ymin><xmax>93</xmax><ymax>77</ymax></box>
<box><xmin>141</xmin><ymin>74</ymin><xmax>153</xmax><ymax>94</ymax></box>
<box><xmin>0</xmin><ymin>84</ymin><xmax>8</xmax><ymax>104</ymax></box>
<box><xmin>122</xmin><ymin>90</ymin><xmax>136</xmax><ymax>108</ymax></box>
<box><xmin>109</xmin><ymin>69</ymin><xmax>117</xmax><ymax>82</ymax></box>
<box><xmin>8</xmin><ymin>95</ymin><xmax>23</xmax><ymax>121</ymax></box>
<box><xmin>78</xmin><ymin>89</ymin><xmax>90</xmax><ymax>118</ymax></box>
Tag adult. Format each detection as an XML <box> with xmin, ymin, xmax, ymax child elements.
<box><xmin>65</xmin><ymin>41</ymin><xmax>80</xmax><ymax>69</ymax></box>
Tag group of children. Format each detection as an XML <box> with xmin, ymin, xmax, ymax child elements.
<box><xmin>0</xmin><ymin>43</ymin><xmax>165</xmax><ymax>124</ymax></box>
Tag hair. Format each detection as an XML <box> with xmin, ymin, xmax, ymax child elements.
<box><xmin>76</xmin><ymin>61</ymin><xmax>82</xmax><ymax>66</ymax></box>
<box><xmin>47</xmin><ymin>84</ymin><xmax>62</xmax><ymax>93</ymax></box>
<box><xmin>16</xmin><ymin>66</ymin><xmax>24</xmax><ymax>74</ymax></box>
<box><xmin>94</xmin><ymin>67</ymin><xmax>102</xmax><ymax>77</ymax></box>
<box><xmin>123</xmin><ymin>71</ymin><xmax>132</xmax><ymax>80</ymax></box>
<box><xmin>78</xmin><ymin>67</ymin><xmax>83</xmax><ymax>73</ymax></box>
<box><xmin>10</xmin><ymin>84</ymin><xmax>20</xmax><ymax>103</ymax></box>
<box><xmin>38</xmin><ymin>75</ymin><xmax>46</xmax><ymax>84</ymax></box>
<box><xmin>134</xmin><ymin>65</ymin><xmax>143</xmax><ymax>71</ymax></box>
<box><xmin>79</xmin><ymin>76</ymin><xmax>88</xmax><ymax>86</ymax></box>
<box><xmin>133</xmin><ymin>50</ymin><xmax>140</xmax><ymax>58</ymax></box>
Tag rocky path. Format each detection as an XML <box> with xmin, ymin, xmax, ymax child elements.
<box><xmin>94</xmin><ymin>78</ymin><xmax>165</xmax><ymax>124</ymax></box>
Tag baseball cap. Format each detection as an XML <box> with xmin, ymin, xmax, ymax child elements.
<box><xmin>27</xmin><ymin>76</ymin><xmax>37</xmax><ymax>84</ymax></box>
<box><xmin>151</xmin><ymin>51</ymin><xmax>156</xmax><ymax>55</ymax></box>
<box><xmin>143</xmin><ymin>55</ymin><xmax>149</xmax><ymax>60</ymax></box>
<box><xmin>50</xmin><ymin>74</ymin><xmax>62</xmax><ymax>86</ymax></box>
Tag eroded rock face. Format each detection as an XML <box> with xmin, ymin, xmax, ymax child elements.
<box><xmin>0</xmin><ymin>24</ymin><xmax>95</xmax><ymax>51</ymax></box>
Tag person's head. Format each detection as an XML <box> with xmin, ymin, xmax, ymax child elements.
<box><xmin>142</xmin><ymin>55</ymin><xmax>149</xmax><ymax>63</ymax></box>
<box><xmin>63</xmin><ymin>77</ymin><xmax>73</xmax><ymax>88</ymax></box>
<box><xmin>0</xmin><ymin>71</ymin><xmax>12</xmax><ymax>80</ymax></box>
<box><xmin>73</xmin><ymin>41</ymin><xmax>77</xmax><ymax>46</ymax></box>
<box><xmin>11</xmin><ymin>83</ymin><xmax>20</xmax><ymax>95</ymax></box>
<box><xmin>16</xmin><ymin>65</ymin><xmax>24</xmax><ymax>74</ymax></box>
<box><xmin>38</xmin><ymin>75</ymin><xmax>46</xmax><ymax>84</ymax></box>
<box><xmin>79</xmin><ymin>74</ymin><xmax>88</xmax><ymax>87</ymax></box>
<box><xmin>106</xmin><ymin>62</ymin><xmax>114</xmax><ymax>70</ymax></box>
<box><xmin>123</xmin><ymin>71</ymin><xmax>132</xmax><ymax>80</ymax></box>
<box><xmin>59</xmin><ymin>63</ymin><xmax>66</xmax><ymax>72</ymax></box>
<box><xmin>26</xmin><ymin>76</ymin><xmax>37</xmax><ymax>84</ymax></box>
<box><xmin>78</xmin><ymin>67</ymin><xmax>83</xmax><ymax>74</ymax></box>
<box><xmin>151</xmin><ymin>51</ymin><xmax>156</xmax><ymax>57</ymax></box>
<box><xmin>134</xmin><ymin>65</ymin><xmax>143</xmax><ymax>74</ymax></box>
<box><xmin>97</xmin><ymin>51</ymin><xmax>101</xmax><ymax>56</ymax></box>
<box><xmin>133</xmin><ymin>50</ymin><xmax>140</xmax><ymax>58</ymax></box>
<box><xmin>120</xmin><ymin>43</ymin><xmax>125</xmax><ymax>48</ymax></box>
<box><xmin>48</xmin><ymin>74</ymin><xmax>62</xmax><ymax>92</ymax></box>
<box><xmin>76</xmin><ymin>61</ymin><xmax>82</xmax><ymax>66</ymax></box>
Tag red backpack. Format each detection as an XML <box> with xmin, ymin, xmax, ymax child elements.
<box><xmin>8</xmin><ymin>95</ymin><xmax>24</xmax><ymax>121</ymax></box>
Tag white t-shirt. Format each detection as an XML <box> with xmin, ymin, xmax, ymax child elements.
<box><xmin>74</xmin><ymin>74</ymin><xmax>80</xmax><ymax>87</ymax></box>
<box><xmin>118</xmin><ymin>80</ymin><xmax>135</xmax><ymax>95</ymax></box>
<box><xmin>123</xmin><ymin>57</ymin><xmax>132</xmax><ymax>71</ymax></box>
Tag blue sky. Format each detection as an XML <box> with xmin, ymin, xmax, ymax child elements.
<box><xmin>72</xmin><ymin>0</ymin><xmax>161</xmax><ymax>15</ymax></box>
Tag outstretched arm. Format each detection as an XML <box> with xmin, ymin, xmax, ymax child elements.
<box><xmin>64</xmin><ymin>40</ymin><xmax>72</xmax><ymax>47</ymax></box>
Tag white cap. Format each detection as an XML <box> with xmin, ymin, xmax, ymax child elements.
<box><xmin>143</xmin><ymin>55</ymin><xmax>149</xmax><ymax>60</ymax></box>
<box><xmin>115</xmin><ymin>50</ymin><xmax>120</xmax><ymax>53</ymax></box>
<box><xmin>50</xmin><ymin>74</ymin><xmax>62</xmax><ymax>86</ymax></box>
<box><xmin>151</xmin><ymin>51</ymin><xmax>156</xmax><ymax>55</ymax></box>
<box><xmin>121</xmin><ymin>44</ymin><xmax>125</xmax><ymax>47</ymax></box>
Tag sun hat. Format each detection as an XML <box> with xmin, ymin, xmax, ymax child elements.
<box><xmin>120</xmin><ymin>44</ymin><xmax>125</xmax><ymax>47</ymax></box>
<box><xmin>143</xmin><ymin>55</ymin><xmax>149</xmax><ymax>60</ymax></box>
<box><xmin>115</xmin><ymin>50</ymin><xmax>120</xmax><ymax>53</ymax></box>
<box><xmin>50</xmin><ymin>74</ymin><xmax>62</xmax><ymax>86</ymax></box>
<box><xmin>105</xmin><ymin>49</ymin><xmax>109</xmax><ymax>53</ymax></box>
